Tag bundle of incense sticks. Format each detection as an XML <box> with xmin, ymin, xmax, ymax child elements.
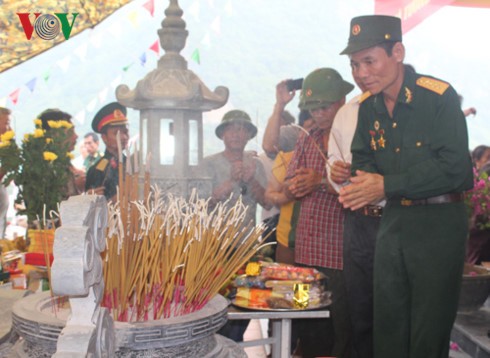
<box><xmin>102</xmin><ymin>145</ymin><xmax>266</xmax><ymax>322</ymax></box>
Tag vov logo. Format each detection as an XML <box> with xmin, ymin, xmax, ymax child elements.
<box><xmin>16</xmin><ymin>13</ymin><xmax>79</xmax><ymax>40</ymax></box>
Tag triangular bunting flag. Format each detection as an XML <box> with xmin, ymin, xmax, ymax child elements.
<box><xmin>74</xmin><ymin>110</ymin><xmax>86</xmax><ymax>125</ymax></box>
<box><xmin>123</xmin><ymin>63</ymin><xmax>134</xmax><ymax>72</ymax></box>
<box><xmin>211</xmin><ymin>16</ymin><xmax>221</xmax><ymax>35</ymax></box>
<box><xmin>201</xmin><ymin>32</ymin><xmax>211</xmax><ymax>48</ymax></box>
<box><xmin>143</xmin><ymin>0</ymin><xmax>155</xmax><ymax>17</ymax></box>
<box><xmin>108</xmin><ymin>22</ymin><xmax>122</xmax><ymax>38</ymax></box>
<box><xmin>86</xmin><ymin>97</ymin><xmax>98</xmax><ymax>112</ymax></box>
<box><xmin>25</xmin><ymin>78</ymin><xmax>37</xmax><ymax>92</ymax></box>
<box><xmin>74</xmin><ymin>43</ymin><xmax>88</xmax><ymax>61</ymax></box>
<box><xmin>149</xmin><ymin>40</ymin><xmax>160</xmax><ymax>55</ymax></box>
<box><xmin>98</xmin><ymin>87</ymin><xmax>108</xmax><ymax>103</ymax></box>
<box><xmin>9</xmin><ymin>89</ymin><xmax>20</xmax><ymax>105</ymax></box>
<box><xmin>128</xmin><ymin>10</ymin><xmax>139</xmax><ymax>28</ymax></box>
<box><xmin>225</xmin><ymin>0</ymin><xmax>233</xmax><ymax>16</ymax></box>
<box><xmin>57</xmin><ymin>56</ymin><xmax>71</xmax><ymax>73</ymax></box>
<box><xmin>188</xmin><ymin>1</ymin><xmax>200</xmax><ymax>22</ymax></box>
<box><xmin>191</xmin><ymin>48</ymin><xmax>200</xmax><ymax>65</ymax></box>
<box><xmin>90</xmin><ymin>31</ymin><xmax>103</xmax><ymax>48</ymax></box>
<box><xmin>111</xmin><ymin>75</ymin><xmax>122</xmax><ymax>89</ymax></box>
<box><xmin>0</xmin><ymin>97</ymin><xmax>6</xmax><ymax>108</ymax></box>
<box><xmin>43</xmin><ymin>70</ymin><xmax>50</xmax><ymax>82</ymax></box>
<box><xmin>139</xmin><ymin>52</ymin><xmax>147</xmax><ymax>66</ymax></box>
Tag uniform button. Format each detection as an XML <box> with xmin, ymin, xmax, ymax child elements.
<box><xmin>392</xmin><ymin>122</ymin><xmax>397</xmax><ymax>128</ymax></box>
<box><xmin>395</xmin><ymin>147</ymin><xmax>401</xmax><ymax>153</ymax></box>
<box><xmin>416</xmin><ymin>141</ymin><xmax>422</xmax><ymax>147</ymax></box>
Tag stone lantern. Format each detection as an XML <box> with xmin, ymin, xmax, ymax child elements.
<box><xmin>116</xmin><ymin>0</ymin><xmax>228</xmax><ymax>197</ymax></box>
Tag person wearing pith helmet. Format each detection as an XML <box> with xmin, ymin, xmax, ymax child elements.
<box><xmin>201</xmin><ymin>109</ymin><xmax>269</xmax><ymax>342</ymax></box>
<box><xmin>85</xmin><ymin>102</ymin><xmax>130</xmax><ymax>201</ymax></box>
<box><xmin>285</xmin><ymin>68</ymin><xmax>354</xmax><ymax>357</ymax></box>
<box><xmin>338</xmin><ymin>15</ymin><xmax>473</xmax><ymax>358</ymax></box>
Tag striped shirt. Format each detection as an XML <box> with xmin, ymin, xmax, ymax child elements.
<box><xmin>287</xmin><ymin>128</ymin><xmax>344</xmax><ymax>270</ymax></box>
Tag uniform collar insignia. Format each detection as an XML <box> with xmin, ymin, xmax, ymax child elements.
<box><xmin>404</xmin><ymin>87</ymin><xmax>413</xmax><ymax>103</ymax></box>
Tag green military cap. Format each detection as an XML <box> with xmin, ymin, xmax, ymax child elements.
<box><xmin>299</xmin><ymin>68</ymin><xmax>354</xmax><ymax>111</ymax></box>
<box><xmin>340</xmin><ymin>15</ymin><xmax>402</xmax><ymax>55</ymax></box>
<box><xmin>92</xmin><ymin>102</ymin><xmax>128</xmax><ymax>134</ymax></box>
<box><xmin>215</xmin><ymin>109</ymin><xmax>257</xmax><ymax>139</ymax></box>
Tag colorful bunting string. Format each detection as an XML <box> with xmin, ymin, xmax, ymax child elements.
<box><xmin>191</xmin><ymin>48</ymin><xmax>200</xmax><ymax>64</ymax></box>
<box><xmin>25</xmin><ymin>78</ymin><xmax>37</xmax><ymax>93</ymax></box>
<box><xmin>139</xmin><ymin>52</ymin><xmax>147</xmax><ymax>66</ymax></box>
<box><xmin>9</xmin><ymin>89</ymin><xmax>20</xmax><ymax>105</ymax></box>
<box><xmin>143</xmin><ymin>0</ymin><xmax>155</xmax><ymax>17</ymax></box>
<box><xmin>149</xmin><ymin>40</ymin><xmax>160</xmax><ymax>55</ymax></box>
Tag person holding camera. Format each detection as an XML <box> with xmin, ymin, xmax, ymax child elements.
<box><xmin>285</xmin><ymin>67</ymin><xmax>354</xmax><ymax>358</ymax></box>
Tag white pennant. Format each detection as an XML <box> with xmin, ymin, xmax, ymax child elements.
<box><xmin>74</xmin><ymin>110</ymin><xmax>86</xmax><ymax>125</ymax></box>
<box><xmin>74</xmin><ymin>43</ymin><xmax>88</xmax><ymax>61</ymax></box>
<box><xmin>211</xmin><ymin>16</ymin><xmax>221</xmax><ymax>35</ymax></box>
<box><xmin>188</xmin><ymin>1</ymin><xmax>200</xmax><ymax>22</ymax></box>
<box><xmin>86</xmin><ymin>97</ymin><xmax>98</xmax><ymax>112</ymax></box>
<box><xmin>57</xmin><ymin>56</ymin><xmax>71</xmax><ymax>73</ymax></box>
<box><xmin>111</xmin><ymin>75</ymin><xmax>123</xmax><ymax>89</ymax></box>
<box><xmin>98</xmin><ymin>87</ymin><xmax>109</xmax><ymax>103</ymax></box>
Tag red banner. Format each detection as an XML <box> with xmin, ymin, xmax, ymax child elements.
<box><xmin>375</xmin><ymin>0</ymin><xmax>455</xmax><ymax>33</ymax></box>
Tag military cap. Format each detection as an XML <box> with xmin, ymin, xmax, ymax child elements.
<box><xmin>92</xmin><ymin>102</ymin><xmax>128</xmax><ymax>133</ymax></box>
<box><xmin>340</xmin><ymin>15</ymin><xmax>402</xmax><ymax>55</ymax></box>
<box><xmin>215</xmin><ymin>110</ymin><xmax>257</xmax><ymax>139</ymax></box>
<box><xmin>299</xmin><ymin>68</ymin><xmax>354</xmax><ymax>111</ymax></box>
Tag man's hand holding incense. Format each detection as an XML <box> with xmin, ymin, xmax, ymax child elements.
<box><xmin>339</xmin><ymin>170</ymin><xmax>385</xmax><ymax>210</ymax></box>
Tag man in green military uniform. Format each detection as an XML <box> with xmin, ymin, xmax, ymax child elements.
<box><xmin>338</xmin><ymin>15</ymin><xmax>473</xmax><ymax>358</ymax></box>
<box><xmin>85</xmin><ymin>102</ymin><xmax>129</xmax><ymax>201</ymax></box>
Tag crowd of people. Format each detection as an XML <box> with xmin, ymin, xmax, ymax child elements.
<box><xmin>0</xmin><ymin>13</ymin><xmax>484</xmax><ymax>358</ymax></box>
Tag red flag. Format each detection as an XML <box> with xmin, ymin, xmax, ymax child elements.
<box><xmin>143</xmin><ymin>0</ymin><xmax>155</xmax><ymax>17</ymax></box>
<box><xmin>375</xmin><ymin>0</ymin><xmax>454</xmax><ymax>33</ymax></box>
<box><xmin>9</xmin><ymin>88</ymin><xmax>20</xmax><ymax>105</ymax></box>
<box><xmin>149</xmin><ymin>40</ymin><xmax>160</xmax><ymax>55</ymax></box>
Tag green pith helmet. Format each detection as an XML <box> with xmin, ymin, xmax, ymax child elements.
<box><xmin>340</xmin><ymin>15</ymin><xmax>402</xmax><ymax>55</ymax></box>
<box><xmin>215</xmin><ymin>109</ymin><xmax>257</xmax><ymax>139</ymax></box>
<box><xmin>299</xmin><ymin>68</ymin><xmax>354</xmax><ymax>111</ymax></box>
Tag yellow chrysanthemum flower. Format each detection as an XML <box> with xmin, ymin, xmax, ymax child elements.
<box><xmin>33</xmin><ymin>129</ymin><xmax>44</xmax><ymax>138</ymax></box>
<box><xmin>45</xmin><ymin>138</ymin><xmax>53</xmax><ymax>144</ymax></box>
<box><xmin>43</xmin><ymin>151</ymin><xmax>58</xmax><ymax>162</ymax></box>
<box><xmin>47</xmin><ymin>120</ymin><xmax>62</xmax><ymax>129</ymax></box>
<box><xmin>23</xmin><ymin>134</ymin><xmax>30</xmax><ymax>142</ymax></box>
<box><xmin>59</xmin><ymin>120</ymin><xmax>73</xmax><ymax>129</ymax></box>
<box><xmin>66</xmin><ymin>152</ymin><xmax>74</xmax><ymax>160</ymax></box>
<box><xmin>33</xmin><ymin>119</ymin><xmax>42</xmax><ymax>127</ymax></box>
<box><xmin>0</xmin><ymin>141</ymin><xmax>11</xmax><ymax>148</ymax></box>
<box><xmin>0</xmin><ymin>130</ymin><xmax>15</xmax><ymax>142</ymax></box>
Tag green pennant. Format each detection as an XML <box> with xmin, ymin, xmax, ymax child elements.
<box><xmin>43</xmin><ymin>70</ymin><xmax>50</xmax><ymax>82</ymax></box>
<box><xmin>123</xmin><ymin>62</ymin><xmax>134</xmax><ymax>72</ymax></box>
<box><xmin>191</xmin><ymin>49</ymin><xmax>200</xmax><ymax>65</ymax></box>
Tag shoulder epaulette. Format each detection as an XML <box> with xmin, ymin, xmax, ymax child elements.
<box><xmin>359</xmin><ymin>91</ymin><xmax>372</xmax><ymax>103</ymax></box>
<box><xmin>95</xmin><ymin>158</ymin><xmax>109</xmax><ymax>171</ymax></box>
<box><xmin>416</xmin><ymin>77</ymin><xmax>449</xmax><ymax>95</ymax></box>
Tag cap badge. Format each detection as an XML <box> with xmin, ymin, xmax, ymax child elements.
<box><xmin>352</xmin><ymin>24</ymin><xmax>361</xmax><ymax>36</ymax></box>
<box><xmin>306</xmin><ymin>89</ymin><xmax>312</xmax><ymax>97</ymax></box>
<box><xmin>113</xmin><ymin>109</ymin><xmax>125</xmax><ymax>119</ymax></box>
<box><xmin>384</xmin><ymin>33</ymin><xmax>391</xmax><ymax>40</ymax></box>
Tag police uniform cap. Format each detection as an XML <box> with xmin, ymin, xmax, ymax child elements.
<box><xmin>340</xmin><ymin>15</ymin><xmax>402</xmax><ymax>55</ymax></box>
<box><xmin>299</xmin><ymin>68</ymin><xmax>354</xmax><ymax>111</ymax></box>
<box><xmin>215</xmin><ymin>110</ymin><xmax>257</xmax><ymax>139</ymax></box>
<box><xmin>92</xmin><ymin>102</ymin><xmax>128</xmax><ymax>133</ymax></box>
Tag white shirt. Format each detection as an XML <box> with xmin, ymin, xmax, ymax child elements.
<box><xmin>327</xmin><ymin>95</ymin><xmax>361</xmax><ymax>193</ymax></box>
<box><xmin>327</xmin><ymin>94</ymin><xmax>386</xmax><ymax>207</ymax></box>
